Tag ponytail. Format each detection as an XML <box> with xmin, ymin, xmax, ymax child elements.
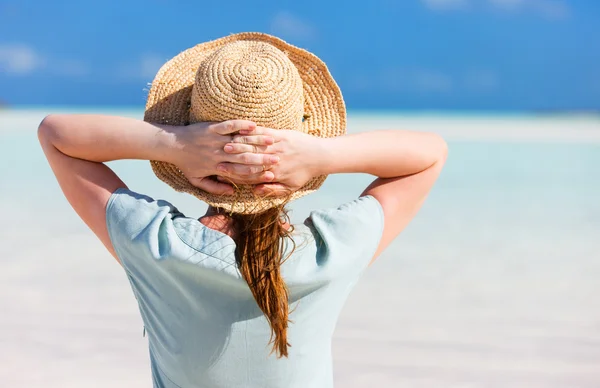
<box><xmin>232</xmin><ymin>205</ymin><xmax>294</xmax><ymax>357</ymax></box>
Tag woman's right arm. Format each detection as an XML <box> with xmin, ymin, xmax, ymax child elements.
<box><xmin>220</xmin><ymin>128</ymin><xmax>447</xmax><ymax>263</ymax></box>
<box><xmin>320</xmin><ymin>131</ymin><xmax>447</xmax><ymax>262</ymax></box>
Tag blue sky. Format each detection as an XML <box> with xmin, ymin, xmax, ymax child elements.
<box><xmin>0</xmin><ymin>0</ymin><xmax>598</xmax><ymax>111</ymax></box>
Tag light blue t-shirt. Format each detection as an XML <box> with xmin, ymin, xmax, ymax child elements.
<box><xmin>106</xmin><ymin>188</ymin><xmax>384</xmax><ymax>388</ymax></box>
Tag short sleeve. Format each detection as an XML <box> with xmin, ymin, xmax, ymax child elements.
<box><xmin>105</xmin><ymin>188</ymin><xmax>184</xmax><ymax>272</ymax></box>
<box><xmin>305</xmin><ymin>195</ymin><xmax>384</xmax><ymax>275</ymax></box>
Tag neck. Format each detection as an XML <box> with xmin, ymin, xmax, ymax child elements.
<box><xmin>199</xmin><ymin>206</ymin><xmax>292</xmax><ymax>237</ymax></box>
<box><xmin>200</xmin><ymin>206</ymin><xmax>237</xmax><ymax>238</ymax></box>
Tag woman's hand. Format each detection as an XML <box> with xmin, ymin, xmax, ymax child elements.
<box><xmin>165</xmin><ymin>120</ymin><xmax>281</xmax><ymax>195</ymax></box>
<box><xmin>218</xmin><ymin>127</ymin><xmax>327</xmax><ymax>196</ymax></box>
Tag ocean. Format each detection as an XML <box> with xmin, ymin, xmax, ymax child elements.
<box><xmin>1</xmin><ymin>109</ymin><xmax>599</xmax><ymax>387</ymax></box>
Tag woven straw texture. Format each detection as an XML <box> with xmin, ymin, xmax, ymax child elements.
<box><xmin>144</xmin><ymin>32</ymin><xmax>346</xmax><ymax>214</ymax></box>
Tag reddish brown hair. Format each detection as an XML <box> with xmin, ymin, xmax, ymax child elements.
<box><xmin>231</xmin><ymin>205</ymin><xmax>295</xmax><ymax>357</ymax></box>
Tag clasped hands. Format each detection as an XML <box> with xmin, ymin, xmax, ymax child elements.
<box><xmin>165</xmin><ymin>120</ymin><xmax>323</xmax><ymax>197</ymax></box>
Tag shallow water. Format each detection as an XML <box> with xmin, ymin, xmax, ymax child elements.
<box><xmin>1</xmin><ymin>109</ymin><xmax>599</xmax><ymax>387</ymax></box>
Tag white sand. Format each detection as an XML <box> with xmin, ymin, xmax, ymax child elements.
<box><xmin>1</xmin><ymin>110</ymin><xmax>599</xmax><ymax>387</ymax></box>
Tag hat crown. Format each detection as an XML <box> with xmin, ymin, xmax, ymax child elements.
<box><xmin>145</xmin><ymin>32</ymin><xmax>346</xmax><ymax>214</ymax></box>
<box><xmin>190</xmin><ymin>40</ymin><xmax>305</xmax><ymax>131</ymax></box>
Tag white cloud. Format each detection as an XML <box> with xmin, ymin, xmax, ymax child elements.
<box><xmin>528</xmin><ymin>0</ymin><xmax>570</xmax><ymax>19</ymax></box>
<box><xmin>381</xmin><ymin>68</ymin><xmax>454</xmax><ymax>93</ymax></box>
<box><xmin>464</xmin><ymin>69</ymin><xmax>499</xmax><ymax>91</ymax></box>
<box><xmin>421</xmin><ymin>0</ymin><xmax>470</xmax><ymax>11</ymax></box>
<box><xmin>0</xmin><ymin>43</ymin><xmax>91</xmax><ymax>77</ymax></box>
<box><xmin>421</xmin><ymin>0</ymin><xmax>571</xmax><ymax>19</ymax></box>
<box><xmin>118</xmin><ymin>54</ymin><xmax>165</xmax><ymax>80</ymax></box>
<box><xmin>488</xmin><ymin>0</ymin><xmax>570</xmax><ymax>19</ymax></box>
<box><xmin>51</xmin><ymin>59</ymin><xmax>90</xmax><ymax>77</ymax></box>
<box><xmin>349</xmin><ymin>67</ymin><xmax>501</xmax><ymax>94</ymax></box>
<box><xmin>139</xmin><ymin>55</ymin><xmax>165</xmax><ymax>79</ymax></box>
<box><xmin>413</xmin><ymin>70</ymin><xmax>454</xmax><ymax>92</ymax></box>
<box><xmin>0</xmin><ymin>44</ymin><xmax>44</xmax><ymax>75</ymax></box>
<box><xmin>487</xmin><ymin>0</ymin><xmax>522</xmax><ymax>8</ymax></box>
<box><xmin>270</xmin><ymin>11</ymin><xmax>316</xmax><ymax>41</ymax></box>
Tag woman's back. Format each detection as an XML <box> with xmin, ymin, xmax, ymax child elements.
<box><xmin>108</xmin><ymin>188</ymin><xmax>384</xmax><ymax>388</ymax></box>
<box><xmin>38</xmin><ymin>32</ymin><xmax>446</xmax><ymax>387</ymax></box>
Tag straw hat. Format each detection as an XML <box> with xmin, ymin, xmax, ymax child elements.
<box><xmin>144</xmin><ymin>32</ymin><xmax>346</xmax><ymax>214</ymax></box>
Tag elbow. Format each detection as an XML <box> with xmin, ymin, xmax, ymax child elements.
<box><xmin>430</xmin><ymin>133</ymin><xmax>448</xmax><ymax>164</ymax></box>
<box><xmin>37</xmin><ymin>114</ymin><xmax>55</xmax><ymax>143</ymax></box>
<box><xmin>439</xmin><ymin>136</ymin><xmax>448</xmax><ymax>161</ymax></box>
<box><xmin>37</xmin><ymin>114</ymin><xmax>65</xmax><ymax>145</ymax></box>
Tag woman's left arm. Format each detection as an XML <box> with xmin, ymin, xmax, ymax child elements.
<box><xmin>38</xmin><ymin>114</ymin><xmax>276</xmax><ymax>262</ymax></box>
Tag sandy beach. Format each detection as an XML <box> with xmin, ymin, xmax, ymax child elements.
<box><xmin>1</xmin><ymin>110</ymin><xmax>599</xmax><ymax>387</ymax></box>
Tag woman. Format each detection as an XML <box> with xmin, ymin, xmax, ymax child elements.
<box><xmin>38</xmin><ymin>33</ymin><xmax>447</xmax><ymax>387</ymax></box>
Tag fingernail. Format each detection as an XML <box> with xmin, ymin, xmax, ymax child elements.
<box><xmin>265</xmin><ymin>137</ymin><xmax>274</xmax><ymax>145</ymax></box>
<box><xmin>270</xmin><ymin>156</ymin><xmax>280</xmax><ymax>164</ymax></box>
<box><xmin>217</xmin><ymin>165</ymin><xmax>226</xmax><ymax>172</ymax></box>
<box><xmin>224</xmin><ymin>145</ymin><xmax>233</xmax><ymax>152</ymax></box>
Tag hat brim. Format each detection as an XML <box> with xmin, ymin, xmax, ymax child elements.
<box><xmin>144</xmin><ymin>32</ymin><xmax>346</xmax><ymax>214</ymax></box>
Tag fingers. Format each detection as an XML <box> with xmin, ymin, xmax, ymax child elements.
<box><xmin>231</xmin><ymin>134</ymin><xmax>274</xmax><ymax>146</ymax></box>
<box><xmin>223</xmin><ymin>142</ymin><xmax>276</xmax><ymax>154</ymax></box>
<box><xmin>216</xmin><ymin>171</ymin><xmax>275</xmax><ymax>185</ymax></box>
<box><xmin>188</xmin><ymin>177</ymin><xmax>234</xmax><ymax>195</ymax></box>
<box><xmin>217</xmin><ymin>162</ymin><xmax>276</xmax><ymax>176</ymax></box>
<box><xmin>222</xmin><ymin>152</ymin><xmax>279</xmax><ymax>166</ymax></box>
<box><xmin>208</xmin><ymin>122</ymin><xmax>283</xmax><ymax>142</ymax></box>
<box><xmin>253</xmin><ymin>183</ymin><xmax>293</xmax><ymax>197</ymax></box>
<box><xmin>209</xmin><ymin>120</ymin><xmax>256</xmax><ymax>135</ymax></box>
<box><xmin>238</xmin><ymin>126</ymin><xmax>279</xmax><ymax>138</ymax></box>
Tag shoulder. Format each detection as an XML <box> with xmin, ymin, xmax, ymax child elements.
<box><xmin>105</xmin><ymin>189</ymin><xmax>236</xmax><ymax>270</ymax></box>
<box><xmin>106</xmin><ymin>189</ymin><xmax>184</xmax><ymax>255</ymax></box>
<box><xmin>307</xmin><ymin>195</ymin><xmax>384</xmax><ymax>230</ymax></box>
<box><xmin>106</xmin><ymin>188</ymin><xmax>181</xmax><ymax>226</ymax></box>
<box><xmin>301</xmin><ymin>195</ymin><xmax>384</xmax><ymax>273</ymax></box>
<box><xmin>105</xmin><ymin>188</ymin><xmax>184</xmax><ymax>260</ymax></box>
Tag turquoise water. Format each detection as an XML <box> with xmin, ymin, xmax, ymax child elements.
<box><xmin>1</xmin><ymin>110</ymin><xmax>599</xmax><ymax>387</ymax></box>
